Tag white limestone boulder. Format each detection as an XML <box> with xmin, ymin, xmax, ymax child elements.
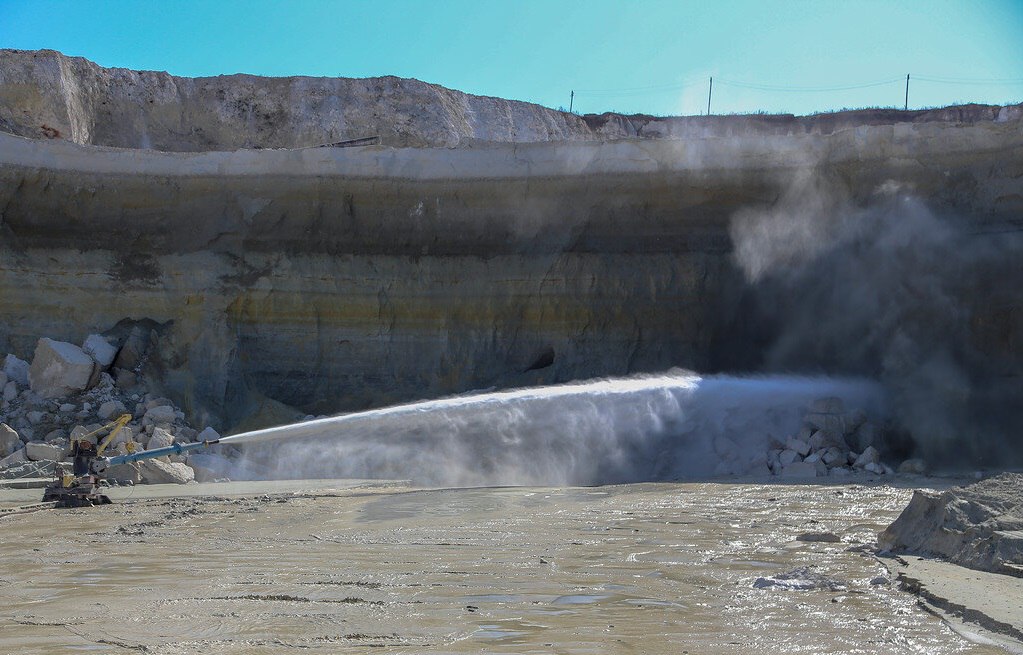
<box><xmin>0</xmin><ymin>424</ymin><xmax>20</xmax><ymax>455</ymax></box>
<box><xmin>25</xmin><ymin>441</ymin><xmax>63</xmax><ymax>461</ymax></box>
<box><xmin>104</xmin><ymin>463</ymin><xmax>141</xmax><ymax>484</ymax></box>
<box><xmin>27</xmin><ymin>338</ymin><xmax>96</xmax><ymax>399</ymax></box>
<box><xmin>138</xmin><ymin>459</ymin><xmax>194</xmax><ymax>484</ymax></box>
<box><xmin>81</xmin><ymin>334</ymin><xmax>118</xmax><ymax>368</ymax></box>
<box><xmin>853</xmin><ymin>446</ymin><xmax>881</xmax><ymax>468</ymax></box>
<box><xmin>98</xmin><ymin>400</ymin><xmax>127</xmax><ymax>420</ymax></box>
<box><xmin>786</xmin><ymin>437</ymin><xmax>811</xmax><ymax>457</ymax></box>
<box><xmin>778</xmin><ymin>449</ymin><xmax>801</xmax><ymax>466</ymax></box>
<box><xmin>2</xmin><ymin>354</ymin><xmax>29</xmax><ymax>386</ymax></box>
<box><xmin>147</xmin><ymin>426</ymin><xmax>175</xmax><ymax>451</ymax></box>
<box><xmin>0</xmin><ymin>447</ymin><xmax>28</xmax><ymax>468</ymax></box>
<box><xmin>143</xmin><ymin>405</ymin><xmax>176</xmax><ymax>427</ymax></box>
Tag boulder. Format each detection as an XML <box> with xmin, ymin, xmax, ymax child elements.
<box><xmin>786</xmin><ymin>437</ymin><xmax>810</xmax><ymax>456</ymax></box>
<box><xmin>821</xmin><ymin>447</ymin><xmax>846</xmax><ymax>467</ymax></box>
<box><xmin>81</xmin><ymin>334</ymin><xmax>118</xmax><ymax>367</ymax></box>
<box><xmin>27</xmin><ymin>338</ymin><xmax>96</xmax><ymax>399</ymax></box>
<box><xmin>0</xmin><ymin>445</ymin><xmax>27</xmax><ymax>467</ymax></box>
<box><xmin>853</xmin><ymin>446</ymin><xmax>881</xmax><ymax>468</ymax></box>
<box><xmin>878</xmin><ymin>473</ymin><xmax>1023</xmax><ymax>576</ymax></box>
<box><xmin>98</xmin><ymin>400</ymin><xmax>127</xmax><ymax>420</ymax></box>
<box><xmin>143</xmin><ymin>405</ymin><xmax>176</xmax><ymax>427</ymax></box>
<box><xmin>58</xmin><ymin>402</ymin><xmax>76</xmax><ymax>413</ymax></box>
<box><xmin>112</xmin><ymin>326</ymin><xmax>151</xmax><ymax>371</ymax></box>
<box><xmin>147</xmin><ymin>426</ymin><xmax>175</xmax><ymax>451</ymax></box>
<box><xmin>808</xmin><ymin>429</ymin><xmax>843</xmax><ymax>451</ymax></box>
<box><xmin>804</xmin><ymin>413</ymin><xmax>846</xmax><ymax>434</ymax></box>
<box><xmin>112</xmin><ymin>368</ymin><xmax>138</xmax><ymax>389</ymax></box>
<box><xmin>2</xmin><ymin>354</ymin><xmax>29</xmax><ymax>386</ymax></box>
<box><xmin>0</xmin><ymin>371</ymin><xmax>6</xmax><ymax>388</ymax></box>
<box><xmin>0</xmin><ymin>423</ymin><xmax>20</xmax><ymax>455</ymax></box>
<box><xmin>138</xmin><ymin>459</ymin><xmax>194</xmax><ymax>484</ymax></box>
<box><xmin>778</xmin><ymin>449</ymin><xmax>801</xmax><ymax>466</ymax></box>
<box><xmin>146</xmin><ymin>397</ymin><xmax>175</xmax><ymax>410</ymax></box>
<box><xmin>104</xmin><ymin>463</ymin><xmax>141</xmax><ymax>484</ymax></box>
<box><xmin>0</xmin><ymin>459</ymin><xmax>53</xmax><ymax>479</ymax></box>
<box><xmin>25</xmin><ymin>441</ymin><xmax>63</xmax><ymax>461</ymax></box>
<box><xmin>3</xmin><ymin>381</ymin><xmax>17</xmax><ymax>402</ymax></box>
<box><xmin>26</xmin><ymin>410</ymin><xmax>46</xmax><ymax>425</ymax></box>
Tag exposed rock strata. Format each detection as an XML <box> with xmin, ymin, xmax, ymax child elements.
<box><xmin>2</xmin><ymin>49</ymin><xmax>1020</xmax><ymax>151</ymax></box>
<box><xmin>1</xmin><ymin>53</ymin><xmax>1022</xmax><ymax>450</ymax></box>
<box><xmin>880</xmin><ymin>473</ymin><xmax>1023</xmax><ymax>578</ymax></box>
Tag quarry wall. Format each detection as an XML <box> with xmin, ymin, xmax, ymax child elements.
<box><xmin>1</xmin><ymin>51</ymin><xmax>1021</xmax><ymax>461</ymax></box>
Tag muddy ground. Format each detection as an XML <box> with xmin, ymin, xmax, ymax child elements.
<box><xmin>0</xmin><ymin>479</ymin><xmax>1019</xmax><ymax>654</ymax></box>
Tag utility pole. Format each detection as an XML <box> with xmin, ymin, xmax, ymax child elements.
<box><xmin>570</xmin><ymin>90</ymin><xmax>574</xmax><ymax>113</ymax></box>
<box><xmin>707</xmin><ymin>76</ymin><xmax>713</xmax><ymax>116</ymax></box>
<box><xmin>905</xmin><ymin>74</ymin><xmax>910</xmax><ymax>111</ymax></box>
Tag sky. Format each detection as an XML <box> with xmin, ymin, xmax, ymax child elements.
<box><xmin>1</xmin><ymin>0</ymin><xmax>1022</xmax><ymax>116</ymax></box>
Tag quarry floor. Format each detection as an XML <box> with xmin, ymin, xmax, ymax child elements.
<box><xmin>0</xmin><ymin>478</ymin><xmax>1019</xmax><ymax>654</ymax></box>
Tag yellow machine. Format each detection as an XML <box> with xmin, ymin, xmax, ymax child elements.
<box><xmin>44</xmin><ymin>413</ymin><xmax>134</xmax><ymax>507</ymax></box>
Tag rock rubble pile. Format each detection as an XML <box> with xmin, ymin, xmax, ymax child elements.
<box><xmin>1</xmin><ymin>334</ymin><xmax>236</xmax><ymax>485</ymax></box>
<box><xmin>763</xmin><ymin>397</ymin><xmax>919</xmax><ymax>479</ymax></box>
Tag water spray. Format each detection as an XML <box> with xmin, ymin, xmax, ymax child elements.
<box><xmin>219</xmin><ymin>371</ymin><xmax>886</xmax><ymax>487</ymax></box>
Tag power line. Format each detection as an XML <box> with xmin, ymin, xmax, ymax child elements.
<box><xmin>572</xmin><ymin>74</ymin><xmax>1023</xmax><ymax>100</ymax></box>
<box><xmin>717</xmin><ymin>77</ymin><xmax>903</xmax><ymax>93</ymax></box>
<box><xmin>913</xmin><ymin>75</ymin><xmax>1023</xmax><ymax>86</ymax></box>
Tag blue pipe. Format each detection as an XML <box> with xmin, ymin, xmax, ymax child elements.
<box><xmin>102</xmin><ymin>439</ymin><xmax>220</xmax><ymax>467</ymax></box>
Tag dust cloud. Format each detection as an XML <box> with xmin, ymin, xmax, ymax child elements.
<box><xmin>729</xmin><ymin>171</ymin><xmax>1023</xmax><ymax>465</ymax></box>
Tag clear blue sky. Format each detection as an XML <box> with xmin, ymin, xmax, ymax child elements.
<box><xmin>2</xmin><ymin>0</ymin><xmax>1021</xmax><ymax>116</ymax></box>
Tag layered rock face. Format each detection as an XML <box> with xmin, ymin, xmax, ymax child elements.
<box><xmin>1</xmin><ymin>53</ymin><xmax>1022</xmax><ymax>462</ymax></box>
<box><xmin>1</xmin><ymin>49</ymin><xmax>1019</xmax><ymax>150</ymax></box>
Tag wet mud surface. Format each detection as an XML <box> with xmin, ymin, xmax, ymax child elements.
<box><xmin>0</xmin><ymin>481</ymin><xmax>1008</xmax><ymax>653</ymax></box>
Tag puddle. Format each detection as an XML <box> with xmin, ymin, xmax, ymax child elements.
<box><xmin>551</xmin><ymin>594</ymin><xmax>611</xmax><ymax>605</ymax></box>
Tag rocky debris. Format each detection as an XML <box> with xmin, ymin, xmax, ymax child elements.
<box><xmin>753</xmin><ymin>566</ymin><xmax>846</xmax><ymax>591</ymax></box>
<box><xmin>138</xmin><ymin>459</ymin><xmax>194</xmax><ymax>485</ymax></box>
<box><xmin>879</xmin><ymin>473</ymin><xmax>1023</xmax><ymax>577</ymax></box>
<box><xmin>765</xmin><ymin>398</ymin><xmax>901</xmax><ymax>479</ymax></box>
<box><xmin>0</xmin><ymin>459</ymin><xmax>54</xmax><ymax>479</ymax></box>
<box><xmin>0</xmin><ymin>332</ymin><xmax>235</xmax><ymax>485</ymax></box>
<box><xmin>27</xmin><ymin>338</ymin><xmax>96</xmax><ymax>399</ymax></box>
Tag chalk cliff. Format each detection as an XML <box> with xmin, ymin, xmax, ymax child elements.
<box><xmin>1</xmin><ymin>51</ymin><xmax>1021</xmax><ymax>462</ymax></box>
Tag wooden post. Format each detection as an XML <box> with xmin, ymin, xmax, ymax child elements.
<box><xmin>707</xmin><ymin>76</ymin><xmax>713</xmax><ymax>115</ymax></box>
<box><xmin>570</xmin><ymin>90</ymin><xmax>574</xmax><ymax>113</ymax></box>
<box><xmin>905</xmin><ymin>74</ymin><xmax>910</xmax><ymax>111</ymax></box>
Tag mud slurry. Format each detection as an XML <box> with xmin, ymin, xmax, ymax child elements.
<box><xmin>0</xmin><ymin>482</ymin><xmax>1006</xmax><ymax>654</ymax></box>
